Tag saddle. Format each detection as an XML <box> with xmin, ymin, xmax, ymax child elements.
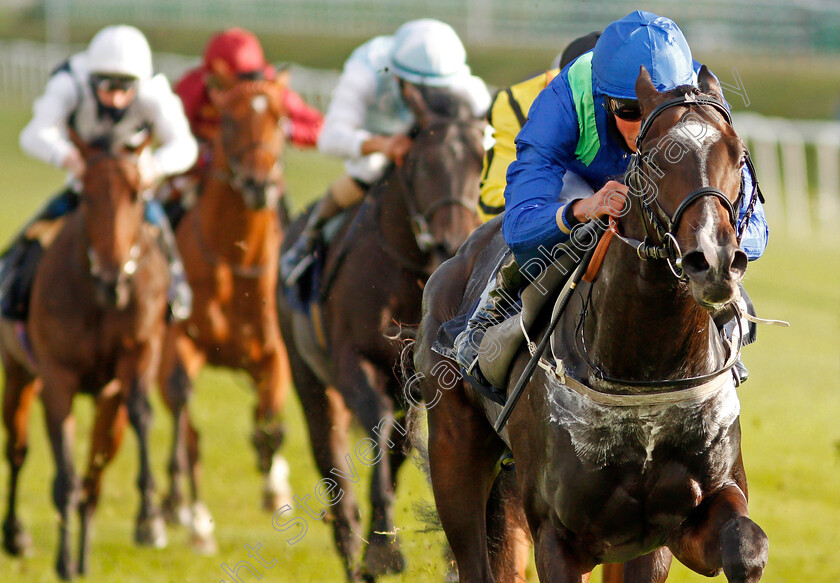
<box><xmin>434</xmin><ymin>219</ymin><xmax>605</xmax><ymax>403</ymax></box>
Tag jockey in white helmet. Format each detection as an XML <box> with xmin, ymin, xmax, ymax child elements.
<box><xmin>1</xmin><ymin>25</ymin><xmax>198</xmax><ymax>321</ymax></box>
<box><xmin>281</xmin><ymin>18</ymin><xmax>490</xmax><ymax>285</ymax></box>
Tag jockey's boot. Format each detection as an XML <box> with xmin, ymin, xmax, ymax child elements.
<box><xmin>280</xmin><ymin>193</ymin><xmax>342</xmax><ymax>286</ymax></box>
<box><xmin>454</xmin><ymin>255</ymin><xmax>523</xmax><ymax>386</ymax></box>
<box><xmin>734</xmin><ymin>359</ymin><xmax>749</xmax><ymax>385</ymax></box>
<box><xmin>0</xmin><ymin>189</ymin><xmax>79</xmax><ymax>312</ymax></box>
<box><xmin>146</xmin><ymin>200</ymin><xmax>192</xmax><ymax>322</ymax></box>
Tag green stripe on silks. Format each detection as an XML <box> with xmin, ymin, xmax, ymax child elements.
<box><xmin>567</xmin><ymin>52</ymin><xmax>600</xmax><ymax>166</ymax></box>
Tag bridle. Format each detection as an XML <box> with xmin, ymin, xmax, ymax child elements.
<box><xmin>575</xmin><ymin>93</ymin><xmax>759</xmax><ymax>391</ymax></box>
<box><xmin>621</xmin><ymin>92</ymin><xmax>763</xmax><ymax>279</ymax></box>
<box><xmin>212</xmin><ymin>82</ymin><xmax>285</xmax><ymax>208</ymax></box>
<box><xmin>81</xmin><ymin>151</ymin><xmax>148</xmax><ymax>294</ymax></box>
<box><xmin>394</xmin><ymin>118</ymin><xmax>483</xmax><ymax>257</ymax></box>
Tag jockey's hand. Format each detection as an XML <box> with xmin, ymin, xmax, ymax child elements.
<box><xmin>62</xmin><ymin>149</ymin><xmax>86</xmax><ymax>180</ymax></box>
<box><xmin>572</xmin><ymin>180</ymin><xmax>629</xmax><ymax>222</ymax></box>
<box><xmin>382</xmin><ymin>134</ymin><xmax>413</xmax><ymax>166</ymax></box>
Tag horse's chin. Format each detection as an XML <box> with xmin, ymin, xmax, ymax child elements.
<box><xmin>690</xmin><ymin>281</ymin><xmax>739</xmax><ymax>312</ymax></box>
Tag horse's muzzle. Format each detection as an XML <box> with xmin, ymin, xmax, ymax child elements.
<box><xmin>682</xmin><ymin>240</ymin><xmax>747</xmax><ymax>307</ymax></box>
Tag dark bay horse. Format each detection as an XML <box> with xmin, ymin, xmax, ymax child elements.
<box><xmin>414</xmin><ymin>67</ymin><xmax>768</xmax><ymax>582</ymax></box>
<box><xmin>157</xmin><ymin>79</ymin><xmax>293</xmax><ymax>551</ymax></box>
<box><xmin>1</xmin><ymin>133</ymin><xmax>169</xmax><ymax>579</ymax></box>
<box><xmin>277</xmin><ymin>85</ymin><xmax>485</xmax><ymax>581</ymax></box>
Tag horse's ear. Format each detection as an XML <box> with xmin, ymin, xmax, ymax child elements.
<box><xmin>125</xmin><ymin>130</ymin><xmax>153</xmax><ymax>155</ymax></box>
<box><xmin>698</xmin><ymin>65</ymin><xmax>724</xmax><ymax>101</ymax></box>
<box><xmin>635</xmin><ymin>66</ymin><xmax>661</xmax><ymax>115</ymax></box>
<box><xmin>402</xmin><ymin>82</ymin><xmax>433</xmax><ymax>128</ymax></box>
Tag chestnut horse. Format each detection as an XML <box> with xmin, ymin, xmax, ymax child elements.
<box><xmin>1</xmin><ymin>134</ymin><xmax>169</xmax><ymax>579</ymax></box>
<box><xmin>277</xmin><ymin>85</ymin><xmax>484</xmax><ymax>581</ymax></box>
<box><xmin>157</xmin><ymin>78</ymin><xmax>292</xmax><ymax>551</ymax></box>
<box><xmin>414</xmin><ymin>67</ymin><xmax>768</xmax><ymax>582</ymax></box>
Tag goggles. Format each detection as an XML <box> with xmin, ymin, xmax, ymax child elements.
<box><xmin>91</xmin><ymin>75</ymin><xmax>137</xmax><ymax>93</ymax></box>
<box><xmin>607</xmin><ymin>97</ymin><xmax>642</xmax><ymax>122</ymax></box>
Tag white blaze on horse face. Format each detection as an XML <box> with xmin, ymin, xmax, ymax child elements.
<box><xmin>251</xmin><ymin>94</ymin><xmax>269</xmax><ymax>114</ymax></box>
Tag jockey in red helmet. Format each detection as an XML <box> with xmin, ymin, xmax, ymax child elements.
<box><xmin>175</xmin><ymin>27</ymin><xmax>323</xmax><ymax>151</ymax></box>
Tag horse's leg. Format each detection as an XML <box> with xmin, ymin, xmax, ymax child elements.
<box><xmin>291</xmin><ymin>351</ymin><xmax>362</xmax><ymax>581</ymax></box>
<box><xmin>159</xmin><ymin>330</ymin><xmax>216</xmax><ymax>551</ymax></box>
<box><xmin>669</xmin><ymin>480</ymin><xmax>767</xmax><ymax>582</ymax></box>
<box><xmin>123</xmin><ymin>357</ymin><xmax>167</xmax><ymax>550</ymax></box>
<box><xmin>1</xmin><ymin>357</ymin><xmax>39</xmax><ymax>556</ymax></box>
<box><xmin>620</xmin><ymin>548</ymin><xmax>672</xmax><ymax>583</ymax></box>
<box><xmin>158</xmin><ymin>328</ymin><xmax>195</xmax><ymax>524</ymax></box>
<box><xmin>250</xmin><ymin>346</ymin><xmax>292</xmax><ymax>512</ymax></box>
<box><xmin>362</xmin><ymin>375</ymin><xmax>414</xmax><ymax>578</ymax></box>
<box><xmin>486</xmin><ymin>465</ymin><xmax>531</xmax><ymax>583</ymax></box>
<box><xmin>423</xmin><ymin>372</ymin><xmax>506</xmax><ymax>583</ymax></box>
<box><xmin>332</xmin><ymin>352</ymin><xmax>405</xmax><ymax>579</ymax></box>
<box><xmin>78</xmin><ymin>383</ymin><xmax>128</xmax><ymax>575</ymax></box>
<box><xmin>41</xmin><ymin>370</ymin><xmax>79</xmax><ymax>580</ymax></box>
<box><xmin>532</xmin><ymin>522</ymin><xmax>595</xmax><ymax>583</ymax></box>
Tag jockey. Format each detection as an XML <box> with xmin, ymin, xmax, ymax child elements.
<box><xmin>0</xmin><ymin>25</ymin><xmax>198</xmax><ymax>321</ymax></box>
<box><xmin>163</xmin><ymin>27</ymin><xmax>324</xmax><ymax>222</ymax></box>
<box><xmin>479</xmin><ymin>31</ymin><xmax>601</xmax><ymax>222</ymax></box>
<box><xmin>457</xmin><ymin>11</ymin><xmax>769</xmax><ymax>385</ymax></box>
<box><xmin>280</xmin><ymin>18</ymin><xmax>491</xmax><ymax>285</ymax></box>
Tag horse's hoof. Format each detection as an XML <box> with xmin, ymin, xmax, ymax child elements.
<box><xmin>56</xmin><ymin>558</ymin><xmax>76</xmax><ymax>581</ymax></box>
<box><xmin>190</xmin><ymin>502</ymin><xmax>217</xmax><ymax>555</ymax></box>
<box><xmin>162</xmin><ymin>497</ymin><xmax>192</xmax><ymax>527</ymax></box>
<box><xmin>2</xmin><ymin>519</ymin><xmax>33</xmax><ymax>556</ymax></box>
<box><xmin>262</xmin><ymin>454</ymin><xmax>293</xmax><ymax>512</ymax></box>
<box><xmin>135</xmin><ymin>514</ymin><xmax>168</xmax><ymax>549</ymax></box>
<box><xmin>364</xmin><ymin>537</ymin><xmax>406</xmax><ymax>576</ymax></box>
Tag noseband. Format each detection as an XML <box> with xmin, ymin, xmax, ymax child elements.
<box><xmin>623</xmin><ymin>93</ymin><xmax>763</xmax><ymax>279</ymax></box>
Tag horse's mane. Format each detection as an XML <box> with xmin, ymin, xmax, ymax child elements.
<box><xmin>414</xmin><ymin>84</ymin><xmax>475</xmax><ymax>120</ymax></box>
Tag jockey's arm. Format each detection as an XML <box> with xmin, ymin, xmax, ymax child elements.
<box><xmin>141</xmin><ymin>74</ymin><xmax>198</xmax><ymax>182</ymax></box>
<box><xmin>281</xmin><ymin>88</ymin><xmax>324</xmax><ymax>149</ymax></box>
<box><xmin>502</xmin><ymin>82</ymin><xmax>582</xmax><ymax>265</ymax></box>
<box><xmin>317</xmin><ymin>58</ymin><xmax>382</xmax><ymax>160</ymax></box>
<box><xmin>737</xmin><ymin>166</ymin><xmax>769</xmax><ymax>261</ymax></box>
<box><xmin>19</xmin><ymin>69</ymin><xmax>80</xmax><ymax>171</ymax></box>
<box><xmin>479</xmin><ymin>91</ymin><xmax>520</xmax><ymax>222</ymax></box>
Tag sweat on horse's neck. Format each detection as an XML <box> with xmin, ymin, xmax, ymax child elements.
<box><xmin>584</xmin><ymin>242</ymin><xmax>721</xmax><ymax>383</ymax></box>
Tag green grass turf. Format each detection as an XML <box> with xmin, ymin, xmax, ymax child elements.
<box><xmin>0</xmin><ymin>102</ymin><xmax>838</xmax><ymax>582</ymax></box>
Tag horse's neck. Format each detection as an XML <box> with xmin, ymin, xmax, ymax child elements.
<box><xmin>199</xmin><ymin>175</ymin><xmax>278</xmax><ymax>261</ymax></box>
<box><xmin>377</xmin><ymin>169</ymin><xmax>424</xmax><ymax>255</ymax></box>
<box><xmin>584</xmin><ymin>244</ymin><xmax>722</xmax><ymax>381</ymax></box>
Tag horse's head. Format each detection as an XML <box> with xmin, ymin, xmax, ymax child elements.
<box><xmin>627</xmin><ymin>66</ymin><xmax>748</xmax><ymax>310</ymax></box>
<box><xmin>398</xmin><ymin>83</ymin><xmax>484</xmax><ymax>265</ymax></box>
<box><xmin>210</xmin><ymin>79</ymin><xmax>287</xmax><ymax>210</ymax></box>
<box><xmin>71</xmin><ymin>130</ymin><xmax>148</xmax><ymax>309</ymax></box>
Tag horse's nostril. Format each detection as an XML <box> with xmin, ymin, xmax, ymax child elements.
<box><xmin>681</xmin><ymin>250</ymin><xmax>709</xmax><ymax>275</ymax></box>
<box><xmin>730</xmin><ymin>250</ymin><xmax>748</xmax><ymax>275</ymax></box>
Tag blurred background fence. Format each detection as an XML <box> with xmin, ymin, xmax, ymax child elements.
<box><xmin>3</xmin><ymin>0</ymin><xmax>840</xmax><ymax>241</ymax></box>
<box><xmin>29</xmin><ymin>0</ymin><xmax>840</xmax><ymax>53</ymax></box>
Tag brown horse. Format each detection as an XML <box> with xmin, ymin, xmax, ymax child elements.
<box><xmin>277</xmin><ymin>85</ymin><xmax>485</xmax><ymax>581</ymax></box>
<box><xmin>157</xmin><ymin>78</ymin><xmax>293</xmax><ymax>551</ymax></box>
<box><xmin>414</xmin><ymin>67</ymin><xmax>768</xmax><ymax>582</ymax></box>
<box><xmin>1</xmin><ymin>133</ymin><xmax>170</xmax><ymax>579</ymax></box>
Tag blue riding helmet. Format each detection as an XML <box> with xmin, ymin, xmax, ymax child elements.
<box><xmin>592</xmin><ymin>10</ymin><xmax>694</xmax><ymax>100</ymax></box>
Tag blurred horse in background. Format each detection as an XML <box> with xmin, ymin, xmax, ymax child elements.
<box><xmin>277</xmin><ymin>84</ymin><xmax>484</xmax><ymax>581</ymax></box>
<box><xmin>157</xmin><ymin>78</ymin><xmax>293</xmax><ymax>552</ymax></box>
<box><xmin>1</xmin><ymin>132</ymin><xmax>169</xmax><ymax>579</ymax></box>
